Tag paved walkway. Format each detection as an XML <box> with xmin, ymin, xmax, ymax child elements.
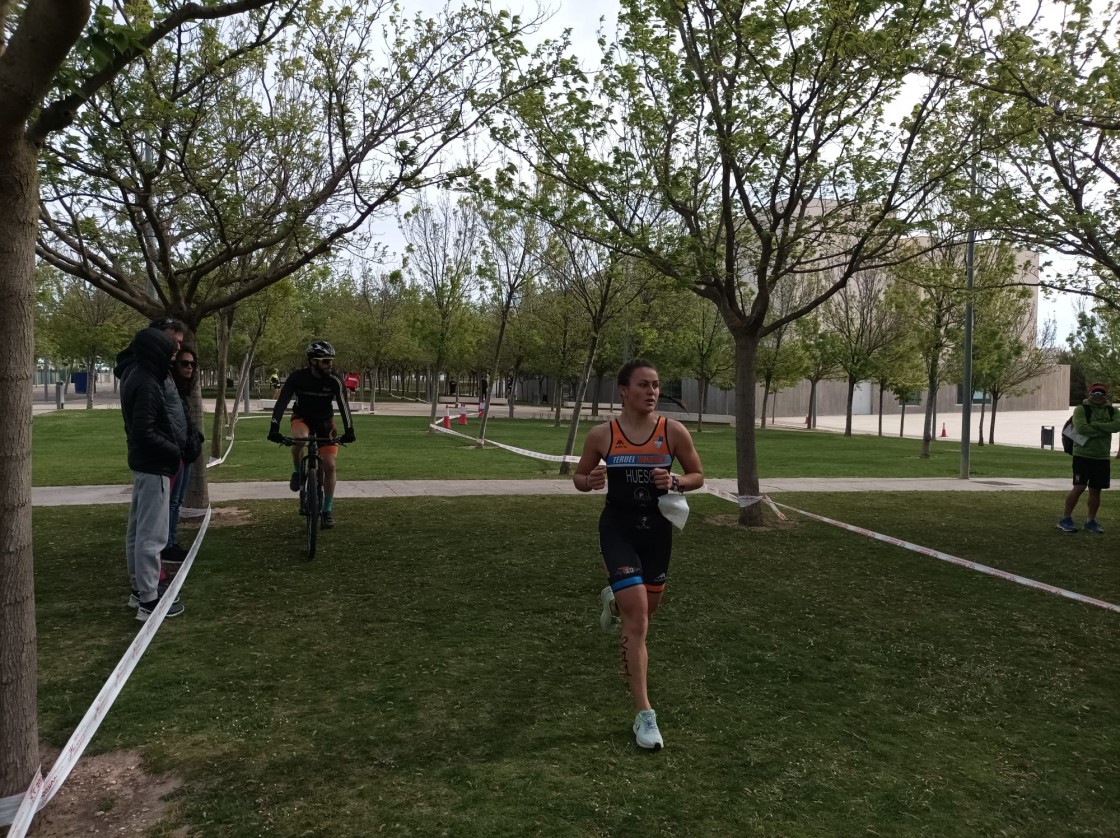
<box><xmin>32</xmin><ymin>476</ymin><xmax>1069</xmax><ymax>507</ymax></box>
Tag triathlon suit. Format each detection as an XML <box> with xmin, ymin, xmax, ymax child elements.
<box><xmin>269</xmin><ymin>367</ymin><xmax>354</xmax><ymax>453</ymax></box>
<box><xmin>599</xmin><ymin>415</ymin><xmax>675</xmax><ymax>594</ymax></box>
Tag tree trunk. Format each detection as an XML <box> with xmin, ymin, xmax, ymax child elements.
<box><xmin>877</xmin><ymin>386</ymin><xmax>884</xmax><ymax>437</ymax></box>
<box><xmin>477</xmin><ymin>306</ymin><xmax>513</xmax><ymax>448</ymax></box>
<box><xmin>734</xmin><ymin>330</ymin><xmax>763</xmax><ymax>526</ymax></box>
<box><xmin>759</xmin><ymin>378</ymin><xmax>770</xmax><ymax>429</ymax></box>
<box><xmin>0</xmin><ymin>133</ymin><xmax>41</xmax><ymax>799</ymax></box>
<box><xmin>227</xmin><ymin>345</ymin><xmax>257</xmax><ymax>429</ymax></box>
<box><xmin>988</xmin><ymin>397</ymin><xmax>998</xmax><ymax>444</ymax></box>
<box><xmin>553</xmin><ymin>378</ymin><xmax>563</xmax><ymax>425</ymax></box>
<box><xmin>900</xmin><ymin>402</ymin><xmax>906</xmax><ymax>438</ymax></box>
<box><xmin>977</xmin><ymin>400</ymin><xmax>986</xmax><ymax>447</ymax></box>
<box><xmin>561</xmin><ymin>339</ymin><xmax>600</xmax><ymax>475</ymax></box>
<box><xmin>809</xmin><ymin>379</ymin><xmax>818</xmax><ymax>429</ymax></box>
<box><xmin>427</xmin><ymin>364</ymin><xmax>439</xmax><ymax>426</ymax></box>
<box><xmin>86</xmin><ymin>354</ymin><xmax>96</xmax><ymax>409</ymax></box>
<box><xmin>697</xmin><ymin>375</ymin><xmax>708</xmax><ymax>432</ymax></box>
<box><xmin>921</xmin><ymin>361</ymin><xmax>940</xmax><ymax>459</ymax></box>
<box><xmin>844</xmin><ymin>374</ymin><xmax>856</xmax><ymax>437</ymax></box>
<box><xmin>210</xmin><ymin>307</ymin><xmax>234</xmax><ymax>458</ymax></box>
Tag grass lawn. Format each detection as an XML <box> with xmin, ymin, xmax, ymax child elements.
<box><xmin>32</xmin><ymin>410</ymin><xmax>1071</xmax><ymax>486</ymax></box>
<box><xmin>34</xmin><ymin>492</ymin><xmax>1120</xmax><ymax>837</ymax></box>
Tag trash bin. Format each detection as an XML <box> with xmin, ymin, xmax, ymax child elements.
<box><xmin>1041</xmin><ymin>425</ymin><xmax>1055</xmax><ymax>450</ymax></box>
<box><xmin>71</xmin><ymin>371</ymin><xmax>88</xmax><ymax>395</ymax></box>
<box><xmin>531</xmin><ymin>393</ymin><xmax>541</xmax><ymax>405</ymax></box>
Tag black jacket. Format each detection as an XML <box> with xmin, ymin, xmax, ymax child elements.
<box><xmin>120</xmin><ymin>329</ymin><xmax>181</xmax><ymax>476</ymax></box>
<box><xmin>176</xmin><ymin>387</ymin><xmax>206</xmax><ymax>465</ymax></box>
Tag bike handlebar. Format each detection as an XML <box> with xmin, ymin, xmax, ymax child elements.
<box><xmin>276</xmin><ymin>436</ymin><xmax>345</xmax><ymax>447</ymax></box>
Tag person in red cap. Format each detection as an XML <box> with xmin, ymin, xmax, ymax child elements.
<box><xmin>1058</xmin><ymin>382</ymin><xmax>1120</xmax><ymax>533</ymax></box>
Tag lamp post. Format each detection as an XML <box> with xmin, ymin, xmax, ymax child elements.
<box><xmin>960</xmin><ymin>166</ymin><xmax>977</xmax><ymax>479</ymax></box>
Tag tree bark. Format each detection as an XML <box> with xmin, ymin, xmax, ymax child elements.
<box><xmin>734</xmin><ymin>331</ymin><xmax>763</xmax><ymax>526</ymax></box>
<box><xmin>845</xmin><ymin>374</ymin><xmax>856</xmax><ymax>437</ymax></box>
<box><xmin>210</xmin><ymin>308</ymin><xmax>233</xmax><ymax>458</ymax></box>
<box><xmin>86</xmin><ymin>353</ymin><xmax>95</xmax><ymax>409</ymax></box>
<box><xmin>921</xmin><ymin>361</ymin><xmax>940</xmax><ymax>459</ymax></box>
<box><xmin>0</xmin><ymin>133</ymin><xmax>41</xmax><ymax>799</ymax></box>
<box><xmin>560</xmin><ymin>338</ymin><xmax>600</xmax><ymax>476</ymax></box>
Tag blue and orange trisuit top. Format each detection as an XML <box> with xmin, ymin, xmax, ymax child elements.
<box><xmin>604</xmin><ymin>415</ymin><xmax>674</xmax><ymax>511</ymax></box>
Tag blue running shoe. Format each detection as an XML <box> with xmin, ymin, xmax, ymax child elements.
<box><xmin>1056</xmin><ymin>516</ymin><xmax>1077</xmax><ymax>533</ymax></box>
<box><xmin>1083</xmin><ymin>519</ymin><xmax>1104</xmax><ymax>534</ymax></box>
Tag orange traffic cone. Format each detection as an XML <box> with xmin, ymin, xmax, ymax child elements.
<box><xmin>940</xmin><ymin>422</ymin><xmax>947</xmax><ymax>438</ymax></box>
<box><xmin>441</xmin><ymin>413</ymin><xmax>450</xmax><ymax>429</ymax></box>
<box><xmin>458</xmin><ymin>411</ymin><xmax>468</xmax><ymax>425</ymax></box>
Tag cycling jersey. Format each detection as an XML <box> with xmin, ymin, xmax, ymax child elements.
<box><xmin>269</xmin><ymin>367</ymin><xmax>353</xmax><ymax>436</ymax></box>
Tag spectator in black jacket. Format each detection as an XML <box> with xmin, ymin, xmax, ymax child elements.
<box><xmin>120</xmin><ymin>327</ymin><xmax>185</xmax><ymax>621</ymax></box>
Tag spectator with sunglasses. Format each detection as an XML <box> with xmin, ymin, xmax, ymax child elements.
<box><xmin>163</xmin><ymin>346</ymin><xmax>205</xmax><ymax>573</ymax></box>
<box><xmin>1058</xmin><ymin>382</ymin><xmax>1120</xmax><ymax>533</ymax></box>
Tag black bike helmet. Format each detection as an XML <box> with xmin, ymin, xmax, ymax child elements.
<box><xmin>306</xmin><ymin>340</ymin><xmax>335</xmax><ymax>359</ymax></box>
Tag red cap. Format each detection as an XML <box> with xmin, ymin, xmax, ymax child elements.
<box><xmin>1089</xmin><ymin>383</ymin><xmax>1109</xmax><ymax>393</ymax></box>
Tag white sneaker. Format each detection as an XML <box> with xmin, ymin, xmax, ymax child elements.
<box><xmin>633</xmin><ymin>709</ymin><xmax>663</xmax><ymax>750</ymax></box>
<box><xmin>599</xmin><ymin>586</ymin><xmax>620</xmax><ymax>633</ymax></box>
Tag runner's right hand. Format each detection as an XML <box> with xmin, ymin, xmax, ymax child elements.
<box><xmin>267</xmin><ymin>428</ymin><xmax>284</xmax><ymax>444</ymax></box>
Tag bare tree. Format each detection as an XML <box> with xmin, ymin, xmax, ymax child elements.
<box><xmin>822</xmin><ymin>268</ymin><xmax>911</xmax><ymax>436</ymax></box>
<box><xmin>402</xmin><ymin>194</ymin><xmax>481</xmax><ymax>426</ymax></box>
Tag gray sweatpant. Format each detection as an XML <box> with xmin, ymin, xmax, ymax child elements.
<box><xmin>125</xmin><ymin>472</ymin><xmax>170</xmax><ymax>603</ymax></box>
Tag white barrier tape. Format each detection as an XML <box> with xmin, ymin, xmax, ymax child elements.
<box><xmin>206</xmin><ymin>413</ymin><xmax>243</xmax><ymax>469</ymax></box>
<box><xmin>3</xmin><ymin>507</ymin><xmax>212</xmax><ymax>836</ymax></box>
<box><xmin>429</xmin><ymin>421</ymin><xmax>580</xmax><ymax>463</ymax></box>
<box><xmin>772</xmin><ymin>501</ymin><xmax>1120</xmax><ymax>614</ymax></box>
<box><xmin>1</xmin><ymin>779</ymin><xmax>37</xmax><ymax>825</ymax></box>
<box><xmin>426</xmin><ymin>423</ymin><xmax>1117</xmax><ymax>613</ymax></box>
<box><xmin>701</xmin><ymin>485</ymin><xmax>788</xmax><ymax>521</ymax></box>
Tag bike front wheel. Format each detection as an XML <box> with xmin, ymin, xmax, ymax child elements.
<box><xmin>304</xmin><ymin>464</ymin><xmax>321</xmax><ymax>560</ymax></box>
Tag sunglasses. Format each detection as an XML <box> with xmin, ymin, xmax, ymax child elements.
<box><xmin>178</xmin><ymin>360</ymin><xmax>197</xmax><ymax>368</ymax></box>
<box><xmin>1090</xmin><ymin>390</ymin><xmax>1107</xmax><ymax>396</ymax></box>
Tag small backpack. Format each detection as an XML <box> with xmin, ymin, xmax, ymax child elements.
<box><xmin>1062</xmin><ymin>405</ymin><xmax>1116</xmax><ymax>454</ymax></box>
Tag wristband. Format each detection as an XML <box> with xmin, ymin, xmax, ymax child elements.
<box><xmin>671</xmin><ymin>475</ymin><xmax>681</xmax><ymax>493</ymax></box>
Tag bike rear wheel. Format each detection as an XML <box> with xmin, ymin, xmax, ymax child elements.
<box><xmin>304</xmin><ymin>464</ymin><xmax>321</xmax><ymax>560</ymax></box>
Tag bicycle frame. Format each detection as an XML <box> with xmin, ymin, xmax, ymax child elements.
<box><xmin>280</xmin><ymin>436</ymin><xmax>337</xmax><ymax>560</ymax></box>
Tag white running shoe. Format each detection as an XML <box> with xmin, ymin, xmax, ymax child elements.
<box><xmin>599</xmin><ymin>586</ymin><xmax>620</xmax><ymax>633</ymax></box>
<box><xmin>633</xmin><ymin>709</ymin><xmax>663</xmax><ymax>750</ymax></box>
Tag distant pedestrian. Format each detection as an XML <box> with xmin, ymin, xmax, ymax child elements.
<box><xmin>270</xmin><ymin>370</ymin><xmax>282</xmax><ymax>398</ymax></box>
<box><xmin>1058</xmin><ymin>382</ymin><xmax>1120</xmax><ymax>533</ymax></box>
<box><xmin>572</xmin><ymin>359</ymin><xmax>704</xmax><ymax>751</ymax></box>
<box><xmin>479</xmin><ymin>375</ymin><xmax>488</xmax><ymax>406</ymax></box>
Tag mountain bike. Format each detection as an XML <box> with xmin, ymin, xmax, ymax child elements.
<box><xmin>279</xmin><ymin>435</ymin><xmax>338</xmax><ymax>560</ymax></box>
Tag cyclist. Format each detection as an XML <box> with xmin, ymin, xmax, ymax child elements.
<box><xmin>267</xmin><ymin>340</ymin><xmax>356</xmax><ymax>529</ymax></box>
